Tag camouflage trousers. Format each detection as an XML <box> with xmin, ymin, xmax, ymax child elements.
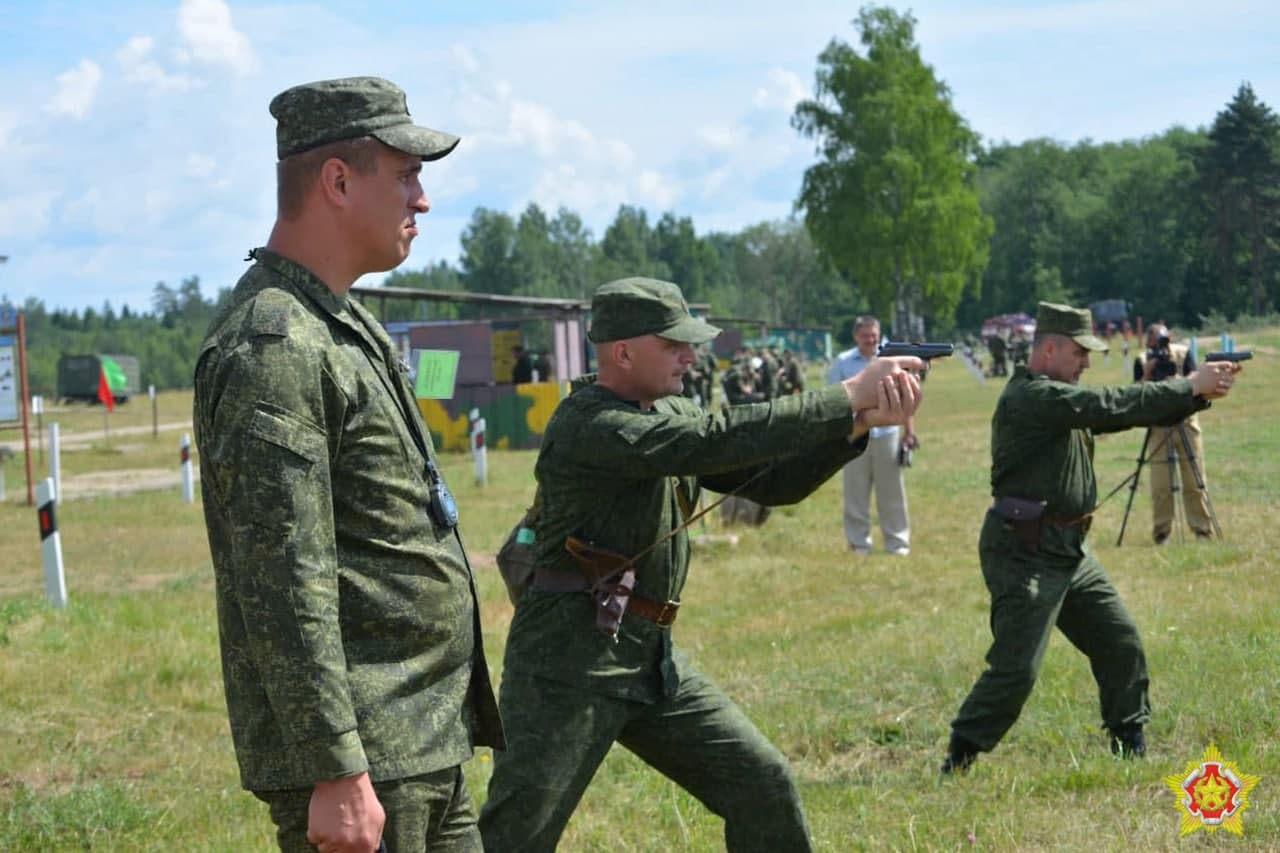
<box><xmin>254</xmin><ymin>766</ymin><xmax>481</xmax><ymax>853</ymax></box>
<box><xmin>950</xmin><ymin>514</ymin><xmax>1150</xmax><ymax>751</ymax></box>
<box><xmin>478</xmin><ymin>666</ymin><xmax>812</xmax><ymax>852</ymax></box>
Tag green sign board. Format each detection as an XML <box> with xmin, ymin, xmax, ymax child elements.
<box><xmin>415</xmin><ymin>350</ymin><xmax>460</xmax><ymax>399</ymax></box>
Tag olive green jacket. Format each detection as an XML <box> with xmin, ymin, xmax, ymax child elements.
<box><xmin>194</xmin><ymin>248</ymin><xmax>502</xmax><ymax>792</ymax></box>
<box><xmin>988</xmin><ymin>365</ymin><xmax>1207</xmax><ymax>561</ymax></box>
<box><xmin>503</xmin><ymin>381</ymin><xmax>867</xmax><ymax>703</ymax></box>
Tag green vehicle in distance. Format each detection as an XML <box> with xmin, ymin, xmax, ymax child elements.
<box><xmin>57</xmin><ymin>353</ymin><xmax>141</xmax><ymax>404</ymax></box>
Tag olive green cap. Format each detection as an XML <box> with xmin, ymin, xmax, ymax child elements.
<box><xmin>588</xmin><ymin>278</ymin><xmax>721</xmax><ymax>344</ymax></box>
<box><xmin>1035</xmin><ymin>301</ymin><xmax>1108</xmax><ymax>352</ymax></box>
<box><xmin>269</xmin><ymin>76</ymin><xmax>459</xmax><ymax>161</ymax></box>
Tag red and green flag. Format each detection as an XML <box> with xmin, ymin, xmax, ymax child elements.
<box><xmin>97</xmin><ymin>356</ymin><xmax>127</xmax><ymax>412</ymax></box>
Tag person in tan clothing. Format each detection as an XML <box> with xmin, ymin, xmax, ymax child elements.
<box><xmin>1133</xmin><ymin>324</ymin><xmax>1214</xmax><ymax>543</ymax></box>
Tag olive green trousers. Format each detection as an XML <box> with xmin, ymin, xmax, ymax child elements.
<box><xmin>479</xmin><ymin>665</ymin><xmax>812</xmax><ymax>852</ymax></box>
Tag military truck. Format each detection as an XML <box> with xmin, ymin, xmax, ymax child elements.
<box><xmin>57</xmin><ymin>354</ymin><xmax>141</xmax><ymax>404</ymax></box>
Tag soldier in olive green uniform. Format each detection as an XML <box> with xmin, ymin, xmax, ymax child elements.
<box><xmin>942</xmin><ymin>303</ymin><xmax>1241</xmax><ymax>774</ymax></box>
<box><xmin>479</xmin><ymin>278</ymin><xmax>924</xmax><ymax>851</ymax></box>
<box><xmin>195</xmin><ymin>77</ymin><xmax>502</xmax><ymax>853</ymax></box>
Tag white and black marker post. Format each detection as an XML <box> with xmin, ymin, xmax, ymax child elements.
<box><xmin>150</xmin><ymin>384</ymin><xmax>158</xmax><ymax>439</ymax></box>
<box><xmin>38</xmin><ymin>478</ymin><xmax>67</xmax><ymax>608</ymax></box>
<box><xmin>49</xmin><ymin>422</ymin><xmax>61</xmax><ymax>505</ymax></box>
<box><xmin>469</xmin><ymin>408</ymin><xmax>487</xmax><ymax>487</ymax></box>
<box><xmin>181</xmin><ymin>433</ymin><xmax>194</xmax><ymax>503</ymax></box>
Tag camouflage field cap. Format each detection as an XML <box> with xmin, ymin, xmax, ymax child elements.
<box><xmin>588</xmin><ymin>278</ymin><xmax>721</xmax><ymax>344</ymax></box>
<box><xmin>1036</xmin><ymin>301</ymin><xmax>1108</xmax><ymax>352</ymax></box>
<box><xmin>269</xmin><ymin>76</ymin><xmax>459</xmax><ymax>161</ymax></box>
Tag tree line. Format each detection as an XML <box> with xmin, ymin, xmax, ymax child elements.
<box><xmin>11</xmin><ymin>278</ymin><xmax>228</xmax><ymax>396</ymax></box>
<box><xmin>7</xmin><ymin>5</ymin><xmax>1280</xmax><ymax>395</ymax></box>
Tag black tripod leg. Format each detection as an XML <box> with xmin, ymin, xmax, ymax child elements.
<box><xmin>1166</xmin><ymin>428</ymin><xmax>1184</xmax><ymax>544</ymax></box>
<box><xmin>1176</xmin><ymin>421</ymin><xmax>1224</xmax><ymax>540</ymax></box>
<box><xmin>1117</xmin><ymin>428</ymin><xmax>1153</xmax><ymax>546</ymax></box>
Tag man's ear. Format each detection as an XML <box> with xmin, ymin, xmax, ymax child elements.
<box><xmin>318</xmin><ymin>157</ymin><xmax>350</xmax><ymax>207</ymax></box>
<box><xmin>611</xmin><ymin>340</ymin><xmax>632</xmax><ymax>370</ymax></box>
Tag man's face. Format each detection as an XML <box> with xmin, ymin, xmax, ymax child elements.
<box><xmin>1044</xmin><ymin>337</ymin><xmax>1091</xmax><ymax>384</ymax></box>
<box><xmin>855</xmin><ymin>323</ymin><xmax>880</xmax><ymax>358</ymax></box>
<box><xmin>627</xmin><ymin>334</ymin><xmax>696</xmax><ymax>401</ymax></box>
<box><xmin>347</xmin><ymin>145</ymin><xmax>430</xmax><ymax>273</ymax></box>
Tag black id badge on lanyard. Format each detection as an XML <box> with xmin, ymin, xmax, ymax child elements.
<box><xmin>426</xmin><ymin>459</ymin><xmax>459</xmax><ymax>530</ymax></box>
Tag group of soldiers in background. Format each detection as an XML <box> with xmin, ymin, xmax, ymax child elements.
<box><xmin>983</xmin><ymin>331</ymin><xmax>1030</xmax><ymax>377</ymax></box>
<box><xmin>713</xmin><ymin>345</ymin><xmax>807</xmax><ymax>406</ymax></box>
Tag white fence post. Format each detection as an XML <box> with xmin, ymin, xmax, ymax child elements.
<box><xmin>49</xmin><ymin>422</ymin><xmax>61</xmax><ymax>505</ymax></box>
<box><xmin>469</xmin><ymin>409</ymin><xmax>487</xmax><ymax>487</ymax></box>
<box><xmin>181</xmin><ymin>433</ymin><xmax>194</xmax><ymax>504</ymax></box>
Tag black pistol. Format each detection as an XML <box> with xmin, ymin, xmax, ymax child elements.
<box><xmin>1205</xmin><ymin>351</ymin><xmax>1253</xmax><ymax>363</ymax></box>
<box><xmin>877</xmin><ymin>341</ymin><xmax>955</xmax><ymax>362</ymax></box>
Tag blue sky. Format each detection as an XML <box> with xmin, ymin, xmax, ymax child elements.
<box><xmin>1</xmin><ymin>0</ymin><xmax>1278</xmax><ymax>313</ymax></box>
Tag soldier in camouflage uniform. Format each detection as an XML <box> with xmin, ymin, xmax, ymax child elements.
<box><xmin>478</xmin><ymin>277</ymin><xmax>925</xmax><ymax>851</ymax></box>
<box><xmin>194</xmin><ymin>77</ymin><xmax>503</xmax><ymax>853</ymax></box>
<box><xmin>941</xmin><ymin>303</ymin><xmax>1241</xmax><ymax>775</ymax></box>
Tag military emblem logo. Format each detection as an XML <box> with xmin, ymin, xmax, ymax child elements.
<box><xmin>1164</xmin><ymin>742</ymin><xmax>1261</xmax><ymax>837</ymax></box>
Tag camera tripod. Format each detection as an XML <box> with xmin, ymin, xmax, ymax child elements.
<box><xmin>1116</xmin><ymin>419</ymin><xmax>1223</xmax><ymax>546</ymax></box>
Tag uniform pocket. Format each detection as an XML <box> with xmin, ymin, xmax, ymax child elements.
<box><xmin>247</xmin><ymin>404</ymin><xmax>327</xmax><ymax>464</ymax></box>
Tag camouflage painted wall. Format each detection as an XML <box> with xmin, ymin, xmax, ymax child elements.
<box><xmin>418</xmin><ymin>380</ymin><xmax>568</xmax><ymax>452</ymax></box>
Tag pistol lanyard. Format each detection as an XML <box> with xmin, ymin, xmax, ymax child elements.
<box><xmin>608</xmin><ymin>462</ymin><xmax>778</xmax><ymax>575</ymax></box>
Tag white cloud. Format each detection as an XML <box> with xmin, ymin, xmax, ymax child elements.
<box><xmin>0</xmin><ymin>110</ymin><xmax>19</xmax><ymax>153</ymax></box>
<box><xmin>752</xmin><ymin>68</ymin><xmax>808</xmax><ymax>112</ymax></box>
<box><xmin>0</xmin><ymin>191</ymin><xmax>56</xmax><ymax>240</ymax></box>
<box><xmin>508</xmin><ymin>99</ymin><xmax>596</xmax><ymax>158</ymax></box>
<box><xmin>450</xmin><ymin>60</ymin><xmax>639</xmax><ymax>190</ymax></box>
<box><xmin>699</xmin><ymin>165</ymin><xmax>732</xmax><ymax>197</ymax></box>
<box><xmin>451</xmin><ymin>43</ymin><xmax>480</xmax><ymax>74</ymax></box>
<box><xmin>116</xmin><ymin>35</ymin><xmax>195</xmax><ymax>92</ymax></box>
<box><xmin>175</xmin><ymin>0</ymin><xmax>255</xmax><ymax>74</ymax></box>
<box><xmin>697</xmin><ymin>124</ymin><xmax>745</xmax><ymax>151</ymax></box>
<box><xmin>528</xmin><ymin>164</ymin><xmax>628</xmax><ymax>218</ymax></box>
<box><xmin>634</xmin><ymin>169</ymin><xmax>680</xmax><ymax>209</ymax></box>
<box><xmin>46</xmin><ymin>60</ymin><xmax>102</xmax><ymax>118</ymax></box>
<box><xmin>185</xmin><ymin>152</ymin><xmax>217</xmax><ymax>179</ymax></box>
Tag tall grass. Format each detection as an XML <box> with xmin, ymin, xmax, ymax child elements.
<box><xmin>1</xmin><ymin>346</ymin><xmax>1276</xmax><ymax>851</ymax></box>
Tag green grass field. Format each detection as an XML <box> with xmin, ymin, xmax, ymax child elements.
<box><xmin>1</xmin><ymin>340</ymin><xmax>1276</xmax><ymax>851</ymax></box>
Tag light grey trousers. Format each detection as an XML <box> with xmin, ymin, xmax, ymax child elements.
<box><xmin>840</xmin><ymin>432</ymin><xmax>910</xmax><ymax>553</ymax></box>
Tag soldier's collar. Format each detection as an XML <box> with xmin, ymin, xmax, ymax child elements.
<box><xmin>246</xmin><ymin>247</ymin><xmax>349</xmax><ymax>316</ymax></box>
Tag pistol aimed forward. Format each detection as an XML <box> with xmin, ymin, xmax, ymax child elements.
<box><xmin>877</xmin><ymin>341</ymin><xmax>955</xmax><ymax>362</ymax></box>
<box><xmin>1205</xmin><ymin>351</ymin><xmax>1253</xmax><ymax>363</ymax></box>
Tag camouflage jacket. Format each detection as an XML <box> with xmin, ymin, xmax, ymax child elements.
<box><xmin>194</xmin><ymin>248</ymin><xmax>502</xmax><ymax>792</ymax></box>
<box><xmin>501</xmin><ymin>381</ymin><xmax>867</xmax><ymax>702</ymax></box>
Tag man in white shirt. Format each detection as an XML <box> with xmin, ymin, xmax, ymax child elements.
<box><xmin>827</xmin><ymin>315</ymin><xmax>914</xmax><ymax>556</ymax></box>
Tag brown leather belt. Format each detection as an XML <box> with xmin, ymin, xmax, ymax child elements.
<box><xmin>625</xmin><ymin>595</ymin><xmax>681</xmax><ymax>627</ymax></box>
<box><xmin>532</xmin><ymin>568</ymin><xmax>681</xmax><ymax>627</ymax></box>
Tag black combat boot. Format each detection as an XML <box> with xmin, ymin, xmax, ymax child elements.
<box><xmin>1109</xmin><ymin>724</ymin><xmax>1146</xmax><ymax>759</ymax></box>
<box><xmin>940</xmin><ymin>735</ymin><xmax>981</xmax><ymax>775</ymax></box>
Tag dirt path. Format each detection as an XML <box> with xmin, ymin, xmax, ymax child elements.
<box><xmin>59</xmin><ymin>467</ymin><xmax>200</xmax><ymax>500</ymax></box>
<box><xmin>0</xmin><ymin>421</ymin><xmax>193</xmax><ymax>454</ymax></box>
<box><xmin>1</xmin><ymin>421</ymin><xmax>198</xmax><ymax>501</ymax></box>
